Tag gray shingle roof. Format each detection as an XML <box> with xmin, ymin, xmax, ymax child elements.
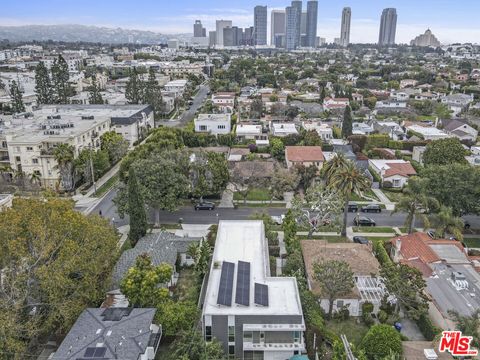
<box><xmin>111</xmin><ymin>232</ymin><xmax>199</xmax><ymax>289</ymax></box>
<box><xmin>52</xmin><ymin>308</ymin><xmax>156</xmax><ymax>360</ymax></box>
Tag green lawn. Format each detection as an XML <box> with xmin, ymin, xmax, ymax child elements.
<box><xmin>350</xmin><ymin>189</ymin><xmax>380</xmax><ymax>202</ymax></box>
<box><xmin>353</xmin><ymin>226</ymin><xmax>396</xmax><ymax>233</ymax></box>
<box><xmin>399</xmin><ymin>227</ymin><xmax>418</xmax><ymax>234</ymax></box>
<box><xmin>464</xmin><ymin>238</ymin><xmax>480</xmax><ymax>249</ymax></box>
<box><xmin>297</xmin><ymin>235</ymin><xmax>348</xmax><ymax>243</ymax></box>
<box><xmin>235</xmin><ymin>202</ymin><xmax>286</xmax><ymax>208</ymax></box>
<box><xmin>365</xmin><ymin>236</ymin><xmax>395</xmax><ymax>242</ymax></box>
<box><xmin>94</xmin><ymin>174</ymin><xmax>119</xmax><ymax>197</ymax></box>
<box><xmin>382</xmin><ymin>189</ymin><xmax>405</xmax><ymax>203</ymax></box>
<box><xmin>233</xmin><ymin>188</ymin><xmax>271</xmax><ymax>201</ymax></box>
<box><xmin>326</xmin><ymin>319</ymin><xmax>369</xmax><ymax>347</ymax></box>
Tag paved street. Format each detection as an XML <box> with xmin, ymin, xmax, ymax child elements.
<box><xmin>90</xmin><ymin>188</ymin><xmax>480</xmax><ymax>229</ymax></box>
<box><xmin>163</xmin><ymin>84</ymin><xmax>210</xmax><ymax>127</ymax></box>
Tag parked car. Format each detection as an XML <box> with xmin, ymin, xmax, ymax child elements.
<box><xmin>347</xmin><ymin>202</ymin><xmax>359</xmax><ymax>213</ymax></box>
<box><xmin>194</xmin><ymin>201</ymin><xmax>215</xmax><ymax>210</ymax></box>
<box><xmin>464</xmin><ymin>221</ymin><xmax>471</xmax><ymax>230</ymax></box>
<box><xmin>354</xmin><ymin>217</ymin><xmax>376</xmax><ymax>227</ymax></box>
<box><xmin>353</xmin><ymin>236</ymin><xmax>369</xmax><ymax>245</ymax></box>
<box><xmin>361</xmin><ymin>204</ymin><xmax>382</xmax><ymax>213</ymax></box>
<box><xmin>271</xmin><ymin>214</ymin><xmax>285</xmax><ymax>225</ymax></box>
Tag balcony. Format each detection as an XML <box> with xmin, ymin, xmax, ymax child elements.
<box><xmin>243</xmin><ymin>324</ymin><xmax>306</xmax><ymax>332</ymax></box>
<box><xmin>243</xmin><ymin>341</ymin><xmax>305</xmax><ymax>352</ymax></box>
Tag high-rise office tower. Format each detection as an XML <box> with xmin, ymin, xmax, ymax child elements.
<box><xmin>244</xmin><ymin>27</ymin><xmax>255</xmax><ymax>46</ymax></box>
<box><xmin>291</xmin><ymin>1</ymin><xmax>303</xmax><ymax>47</ymax></box>
<box><xmin>306</xmin><ymin>0</ymin><xmax>318</xmax><ymax>48</ymax></box>
<box><xmin>209</xmin><ymin>31</ymin><xmax>216</xmax><ymax>47</ymax></box>
<box><xmin>271</xmin><ymin>10</ymin><xmax>286</xmax><ymax>47</ymax></box>
<box><xmin>216</xmin><ymin>20</ymin><xmax>232</xmax><ymax>46</ymax></box>
<box><xmin>254</xmin><ymin>5</ymin><xmax>268</xmax><ymax>46</ymax></box>
<box><xmin>193</xmin><ymin>20</ymin><xmax>206</xmax><ymax>38</ymax></box>
<box><xmin>340</xmin><ymin>7</ymin><xmax>351</xmax><ymax>47</ymax></box>
<box><xmin>286</xmin><ymin>6</ymin><xmax>297</xmax><ymax>50</ymax></box>
<box><xmin>378</xmin><ymin>8</ymin><xmax>397</xmax><ymax>46</ymax></box>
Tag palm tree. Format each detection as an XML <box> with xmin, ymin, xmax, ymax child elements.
<box><xmin>329</xmin><ymin>161</ymin><xmax>370</xmax><ymax>236</ymax></box>
<box><xmin>0</xmin><ymin>164</ymin><xmax>13</xmax><ymax>182</ymax></box>
<box><xmin>322</xmin><ymin>153</ymin><xmax>348</xmax><ymax>184</ymax></box>
<box><xmin>430</xmin><ymin>206</ymin><xmax>465</xmax><ymax>240</ymax></box>
<box><xmin>53</xmin><ymin>144</ymin><xmax>75</xmax><ymax>191</ymax></box>
<box><xmin>29</xmin><ymin>171</ymin><xmax>42</xmax><ymax>187</ymax></box>
<box><xmin>391</xmin><ymin>177</ymin><xmax>439</xmax><ymax>234</ymax></box>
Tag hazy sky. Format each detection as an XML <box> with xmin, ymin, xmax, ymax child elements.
<box><xmin>2</xmin><ymin>0</ymin><xmax>479</xmax><ymax>44</ymax></box>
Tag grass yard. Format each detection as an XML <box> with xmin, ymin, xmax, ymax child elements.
<box><xmin>94</xmin><ymin>174</ymin><xmax>119</xmax><ymax>197</ymax></box>
<box><xmin>464</xmin><ymin>238</ymin><xmax>480</xmax><ymax>249</ymax></box>
<box><xmin>326</xmin><ymin>319</ymin><xmax>369</xmax><ymax>347</ymax></box>
<box><xmin>365</xmin><ymin>236</ymin><xmax>395</xmax><ymax>242</ymax></box>
<box><xmin>235</xmin><ymin>202</ymin><xmax>286</xmax><ymax>208</ymax></box>
<box><xmin>353</xmin><ymin>226</ymin><xmax>397</xmax><ymax>233</ymax></box>
<box><xmin>297</xmin><ymin>235</ymin><xmax>348</xmax><ymax>243</ymax></box>
<box><xmin>382</xmin><ymin>189</ymin><xmax>405</xmax><ymax>203</ymax></box>
<box><xmin>233</xmin><ymin>188</ymin><xmax>271</xmax><ymax>201</ymax></box>
<box><xmin>174</xmin><ymin>268</ymin><xmax>200</xmax><ymax>303</ymax></box>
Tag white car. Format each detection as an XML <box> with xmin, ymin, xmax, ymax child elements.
<box><xmin>271</xmin><ymin>214</ymin><xmax>285</xmax><ymax>225</ymax></box>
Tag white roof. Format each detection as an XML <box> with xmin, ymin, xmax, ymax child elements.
<box><xmin>203</xmin><ymin>221</ymin><xmax>303</xmax><ymax>316</ymax></box>
<box><xmin>236</xmin><ymin>124</ymin><xmax>262</xmax><ymax>135</ymax></box>
<box><xmin>407</xmin><ymin>125</ymin><xmax>449</xmax><ymax>136</ymax></box>
<box><xmin>272</xmin><ymin>123</ymin><xmax>298</xmax><ymax>134</ymax></box>
<box><xmin>369</xmin><ymin>159</ymin><xmax>409</xmax><ymax>170</ymax></box>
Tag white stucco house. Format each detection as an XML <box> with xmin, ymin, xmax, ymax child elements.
<box><xmin>194</xmin><ymin>114</ymin><xmax>231</xmax><ymax>135</ymax></box>
<box><xmin>369</xmin><ymin>159</ymin><xmax>417</xmax><ymax>188</ymax></box>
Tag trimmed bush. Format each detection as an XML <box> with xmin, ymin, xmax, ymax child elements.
<box><xmin>416</xmin><ymin>313</ymin><xmax>441</xmax><ymax>341</ymax></box>
<box><xmin>360</xmin><ymin>324</ymin><xmax>403</xmax><ymax>359</ymax></box>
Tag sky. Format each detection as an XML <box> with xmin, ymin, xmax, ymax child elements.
<box><xmin>1</xmin><ymin>0</ymin><xmax>480</xmax><ymax>44</ymax></box>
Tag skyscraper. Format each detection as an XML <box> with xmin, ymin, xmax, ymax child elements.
<box><xmin>216</xmin><ymin>20</ymin><xmax>232</xmax><ymax>46</ymax></box>
<box><xmin>378</xmin><ymin>8</ymin><xmax>397</xmax><ymax>46</ymax></box>
<box><xmin>193</xmin><ymin>20</ymin><xmax>206</xmax><ymax>38</ymax></box>
<box><xmin>254</xmin><ymin>5</ymin><xmax>268</xmax><ymax>46</ymax></box>
<box><xmin>306</xmin><ymin>0</ymin><xmax>318</xmax><ymax>48</ymax></box>
<box><xmin>271</xmin><ymin>10</ymin><xmax>286</xmax><ymax>47</ymax></box>
<box><xmin>286</xmin><ymin>6</ymin><xmax>297</xmax><ymax>50</ymax></box>
<box><xmin>291</xmin><ymin>1</ymin><xmax>303</xmax><ymax>47</ymax></box>
<box><xmin>340</xmin><ymin>7</ymin><xmax>351</xmax><ymax>47</ymax></box>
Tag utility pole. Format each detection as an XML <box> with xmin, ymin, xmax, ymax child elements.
<box><xmin>89</xmin><ymin>144</ymin><xmax>97</xmax><ymax>195</ymax></box>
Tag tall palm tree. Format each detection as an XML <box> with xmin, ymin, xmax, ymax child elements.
<box><xmin>431</xmin><ymin>206</ymin><xmax>465</xmax><ymax>240</ymax></box>
<box><xmin>29</xmin><ymin>171</ymin><xmax>42</xmax><ymax>187</ymax></box>
<box><xmin>53</xmin><ymin>144</ymin><xmax>75</xmax><ymax>191</ymax></box>
<box><xmin>391</xmin><ymin>177</ymin><xmax>439</xmax><ymax>234</ymax></box>
<box><xmin>322</xmin><ymin>153</ymin><xmax>348</xmax><ymax>184</ymax></box>
<box><xmin>329</xmin><ymin>161</ymin><xmax>370</xmax><ymax>236</ymax></box>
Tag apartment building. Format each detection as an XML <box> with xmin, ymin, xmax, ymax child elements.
<box><xmin>202</xmin><ymin>220</ymin><xmax>305</xmax><ymax>360</ymax></box>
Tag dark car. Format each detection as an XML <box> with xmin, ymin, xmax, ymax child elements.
<box><xmin>464</xmin><ymin>221</ymin><xmax>471</xmax><ymax>230</ymax></box>
<box><xmin>354</xmin><ymin>216</ymin><xmax>376</xmax><ymax>227</ymax></box>
<box><xmin>353</xmin><ymin>236</ymin><xmax>369</xmax><ymax>245</ymax></box>
<box><xmin>194</xmin><ymin>201</ymin><xmax>215</xmax><ymax>210</ymax></box>
<box><xmin>361</xmin><ymin>204</ymin><xmax>382</xmax><ymax>213</ymax></box>
<box><xmin>348</xmin><ymin>202</ymin><xmax>358</xmax><ymax>213</ymax></box>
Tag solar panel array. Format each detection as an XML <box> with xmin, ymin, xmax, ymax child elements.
<box><xmin>217</xmin><ymin>261</ymin><xmax>235</xmax><ymax>306</ymax></box>
<box><xmin>83</xmin><ymin>347</ymin><xmax>107</xmax><ymax>358</ymax></box>
<box><xmin>254</xmin><ymin>283</ymin><xmax>269</xmax><ymax>306</ymax></box>
<box><xmin>235</xmin><ymin>261</ymin><xmax>251</xmax><ymax>306</ymax></box>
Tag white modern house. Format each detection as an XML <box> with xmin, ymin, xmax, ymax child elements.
<box><xmin>302</xmin><ymin>121</ymin><xmax>333</xmax><ymax>141</ymax></box>
<box><xmin>235</xmin><ymin>124</ymin><xmax>265</xmax><ymax>141</ymax></box>
<box><xmin>194</xmin><ymin>114</ymin><xmax>231</xmax><ymax>135</ymax></box>
<box><xmin>271</xmin><ymin>122</ymin><xmax>298</xmax><ymax>137</ymax></box>
<box><xmin>202</xmin><ymin>221</ymin><xmax>306</xmax><ymax>360</ymax></box>
<box><xmin>407</xmin><ymin>125</ymin><xmax>451</xmax><ymax>141</ymax></box>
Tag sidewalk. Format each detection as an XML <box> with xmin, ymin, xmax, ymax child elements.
<box><xmin>371</xmin><ymin>188</ymin><xmax>395</xmax><ymax>211</ymax></box>
<box><xmin>83</xmin><ymin>161</ymin><xmax>121</xmax><ymax>198</ymax></box>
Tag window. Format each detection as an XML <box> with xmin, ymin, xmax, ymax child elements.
<box><xmin>15</xmin><ymin>156</ymin><xmax>20</xmax><ymax>162</ymax></box>
<box><xmin>228</xmin><ymin>326</ymin><xmax>235</xmax><ymax>342</ymax></box>
<box><xmin>26</xmin><ymin>147</ymin><xmax>33</xmax><ymax>151</ymax></box>
<box><xmin>205</xmin><ymin>326</ymin><xmax>212</xmax><ymax>342</ymax></box>
<box><xmin>199</xmin><ymin>125</ymin><xmax>208</xmax><ymax>131</ymax></box>
<box><xmin>393</xmin><ymin>179</ymin><xmax>401</xmax><ymax>188</ymax></box>
<box><xmin>32</xmin><ymin>158</ymin><xmax>39</xmax><ymax>164</ymax></box>
<box><xmin>218</xmin><ymin>125</ymin><xmax>226</xmax><ymax>129</ymax></box>
<box><xmin>260</xmin><ymin>332</ymin><xmax>264</xmax><ymax>342</ymax></box>
<box><xmin>243</xmin><ymin>331</ymin><xmax>253</xmax><ymax>342</ymax></box>
<box><xmin>293</xmin><ymin>331</ymin><xmax>301</xmax><ymax>343</ymax></box>
<box><xmin>228</xmin><ymin>345</ymin><xmax>235</xmax><ymax>359</ymax></box>
<box><xmin>337</xmin><ymin>300</ymin><xmax>344</xmax><ymax>308</ymax></box>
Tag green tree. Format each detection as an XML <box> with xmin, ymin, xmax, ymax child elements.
<box><xmin>53</xmin><ymin>143</ymin><xmax>75</xmax><ymax>191</ymax></box>
<box><xmin>155</xmin><ymin>300</ymin><xmax>199</xmax><ymax>337</ymax></box>
<box><xmin>88</xmin><ymin>76</ymin><xmax>104</xmax><ymax>104</ymax></box>
<box><xmin>302</xmin><ymin>129</ymin><xmax>323</xmax><ymax>146</ymax></box>
<box><xmin>295</xmin><ymin>164</ymin><xmax>318</xmax><ymax>190</ymax></box>
<box><xmin>143</xmin><ymin>67</ymin><xmax>166</xmax><ymax>118</ymax></box>
<box><xmin>187</xmin><ymin>240</ymin><xmax>211</xmax><ymax>276</ymax></box>
<box><xmin>250</xmin><ymin>98</ymin><xmax>263</xmax><ymax>119</ymax></box>
<box><xmin>430</xmin><ymin>205</ymin><xmax>465</xmax><ymax>240</ymax></box>
<box><xmin>448</xmin><ymin>309</ymin><xmax>480</xmax><ymax>349</ymax></box>
<box><xmin>120</xmin><ymin>254</ymin><xmax>172</xmax><ymax>307</ymax></box>
<box><xmin>269</xmin><ymin>137</ymin><xmax>285</xmax><ymax>160</ymax></box>
<box><xmin>51</xmin><ymin>55</ymin><xmax>71</xmax><ymax>103</ymax></box>
<box><xmin>423</xmin><ymin>138</ymin><xmax>468</xmax><ymax>166</ymax></box>
<box><xmin>322</xmin><ymin>153</ymin><xmax>348</xmax><ymax>184</ymax></box>
<box><xmin>381</xmin><ymin>264</ymin><xmax>428</xmax><ymax>320</ymax></box>
<box><xmin>341</xmin><ymin>105</ymin><xmax>353</xmax><ymax>138</ymax></box>
<box><xmin>313</xmin><ymin>260</ymin><xmax>354</xmax><ymax>318</ymax></box>
<box><xmin>125</xmin><ymin>67</ymin><xmax>143</xmax><ymax>104</ymax></box>
<box><xmin>360</xmin><ymin>324</ymin><xmax>402</xmax><ymax>360</ymax></box>
<box><xmin>168</xmin><ymin>329</ymin><xmax>226</xmax><ymax>360</ymax></box>
<box><xmin>435</xmin><ymin>103</ymin><xmax>452</xmax><ymax>119</ymax></box>
<box><xmin>9</xmin><ymin>80</ymin><xmax>25</xmax><ymax>113</ymax></box>
<box><xmin>0</xmin><ymin>198</ymin><xmax>118</xmax><ymax>357</ymax></box>
<box><xmin>270</xmin><ymin>165</ymin><xmax>299</xmax><ymax>200</ymax></box>
<box><xmin>282</xmin><ymin>209</ymin><xmax>299</xmax><ymax>253</ymax></box>
<box><xmin>34</xmin><ymin>61</ymin><xmax>52</xmax><ymax>104</ymax></box>
<box><xmin>100</xmin><ymin>131</ymin><xmax>129</xmax><ymax>163</ymax></box>
<box><xmin>127</xmin><ymin>167</ymin><xmax>148</xmax><ymax>245</ymax></box>
<box><xmin>391</xmin><ymin>177</ymin><xmax>439</xmax><ymax>233</ymax></box>
<box><xmin>329</xmin><ymin>161</ymin><xmax>370</xmax><ymax>236</ymax></box>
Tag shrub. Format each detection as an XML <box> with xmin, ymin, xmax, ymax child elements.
<box><xmin>269</xmin><ymin>245</ymin><xmax>280</xmax><ymax>257</ymax></box>
<box><xmin>360</xmin><ymin>324</ymin><xmax>403</xmax><ymax>359</ymax></box>
<box><xmin>378</xmin><ymin>310</ymin><xmax>388</xmax><ymax>323</ymax></box>
<box><xmin>333</xmin><ymin>306</ymin><xmax>350</xmax><ymax>321</ymax></box>
<box><xmin>362</xmin><ymin>313</ymin><xmax>374</xmax><ymax>327</ymax></box>
<box><xmin>362</xmin><ymin>302</ymin><xmax>374</xmax><ymax>314</ymax></box>
<box><xmin>383</xmin><ymin>180</ymin><xmax>393</xmax><ymax>188</ymax></box>
<box><xmin>372</xmin><ymin>239</ymin><xmax>393</xmax><ymax>266</ymax></box>
<box><xmin>416</xmin><ymin>313</ymin><xmax>441</xmax><ymax>341</ymax></box>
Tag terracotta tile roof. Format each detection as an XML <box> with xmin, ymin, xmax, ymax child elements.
<box><xmin>285</xmin><ymin>146</ymin><xmax>325</xmax><ymax>162</ymax></box>
<box><xmin>391</xmin><ymin>233</ymin><xmax>440</xmax><ymax>264</ymax></box>
<box><xmin>400</xmin><ymin>258</ymin><xmax>433</xmax><ymax>277</ymax></box>
<box><xmin>384</xmin><ymin>162</ymin><xmax>417</xmax><ymax>178</ymax></box>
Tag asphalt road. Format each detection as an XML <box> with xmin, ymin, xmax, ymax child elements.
<box><xmin>91</xmin><ymin>188</ymin><xmax>480</xmax><ymax>230</ymax></box>
<box><xmin>163</xmin><ymin>84</ymin><xmax>210</xmax><ymax>128</ymax></box>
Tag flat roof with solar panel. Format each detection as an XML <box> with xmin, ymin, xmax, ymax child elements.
<box><xmin>235</xmin><ymin>261</ymin><xmax>251</xmax><ymax>306</ymax></box>
<box><xmin>203</xmin><ymin>221</ymin><xmax>303</xmax><ymax>316</ymax></box>
<box><xmin>217</xmin><ymin>261</ymin><xmax>235</xmax><ymax>306</ymax></box>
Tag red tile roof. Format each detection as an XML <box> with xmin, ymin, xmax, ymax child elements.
<box><xmin>285</xmin><ymin>146</ymin><xmax>325</xmax><ymax>162</ymax></box>
<box><xmin>384</xmin><ymin>162</ymin><xmax>417</xmax><ymax>178</ymax></box>
<box><xmin>391</xmin><ymin>233</ymin><xmax>440</xmax><ymax>264</ymax></box>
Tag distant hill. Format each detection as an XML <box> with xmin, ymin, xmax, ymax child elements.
<box><xmin>0</xmin><ymin>24</ymin><xmax>189</xmax><ymax>44</ymax></box>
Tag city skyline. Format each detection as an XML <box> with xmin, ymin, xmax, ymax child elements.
<box><xmin>2</xmin><ymin>1</ymin><xmax>480</xmax><ymax>44</ymax></box>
